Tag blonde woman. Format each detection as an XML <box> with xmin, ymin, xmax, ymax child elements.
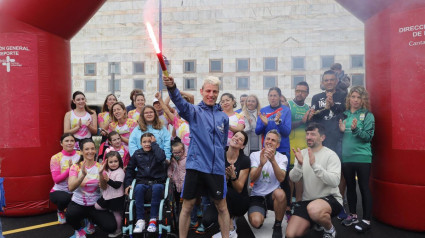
<box><xmin>242</xmin><ymin>94</ymin><xmax>262</xmax><ymax>155</ymax></box>
<box><xmin>339</xmin><ymin>86</ymin><xmax>375</xmax><ymax>232</ymax></box>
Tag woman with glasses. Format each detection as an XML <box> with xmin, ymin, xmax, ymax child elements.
<box><xmin>128</xmin><ymin>105</ymin><xmax>171</xmax><ymax>161</ymax></box>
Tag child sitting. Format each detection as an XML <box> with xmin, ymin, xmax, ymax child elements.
<box><xmin>96</xmin><ymin>151</ymin><xmax>125</xmax><ymax>238</ymax></box>
<box><xmin>103</xmin><ymin>131</ymin><xmax>130</xmax><ymax>168</ymax></box>
<box><xmin>124</xmin><ymin>133</ymin><xmax>167</xmax><ymax>233</ymax></box>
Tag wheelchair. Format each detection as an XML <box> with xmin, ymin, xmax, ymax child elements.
<box><xmin>122</xmin><ymin>177</ymin><xmax>178</xmax><ymax>238</ymax></box>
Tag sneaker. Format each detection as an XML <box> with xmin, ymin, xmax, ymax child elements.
<box><xmin>70</xmin><ymin>229</ymin><xmax>86</xmax><ymax>238</ymax></box>
<box><xmin>341</xmin><ymin>214</ymin><xmax>358</xmax><ymax>226</ymax></box>
<box><xmin>322</xmin><ymin>229</ymin><xmax>336</xmax><ymax>238</ymax></box>
<box><xmin>313</xmin><ymin>224</ymin><xmax>324</xmax><ymax>231</ymax></box>
<box><xmin>83</xmin><ymin>220</ymin><xmax>95</xmax><ymax>235</ymax></box>
<box><xmin>108</xmin><ymin>230</ymin><xmax>122</xmax><ymax>237</ymax></box>
<box><xmin>190</xmin><ymin>220</ymin><xmax>200</xmax><ymax>230</ymax></box>
<box><xmin>133</xmin><ymin>219</ymin><xmax>145</xmax><ymax>233</ymax></box>
<box><xmin>57</xmin><ymin>211</ymin><xmax>66</xmax><ymax>224</ymax></box>
<box><xmin>195</xmin><ymin>223</ymin><xmax>206</xmax><ymax>234</ymax></box>
<box><xmin>272</xmin><ymin>224</ymin><xmax>283</xmax><ymax>238</ymax></box>
<box><xmin>354</xmin><ymin>220</ymin><xmax>371</xmax><ymax>233</ymax></box>
<box><xmin>211</xmin><ymin>230</ymin><xmax>222</xmax><ymax>238</ymax></box>
<box><xmin>337</xmin><ymin>207</ymin><xmax>348</xmax><ymax>220</ymax></box>
<box><xmin>147</xmin><ymin>219</ymin><xmax>157</xmax><ymax>233</ymax></box>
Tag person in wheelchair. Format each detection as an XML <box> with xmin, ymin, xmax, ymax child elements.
<box><xmin>124</xmin><ymin>133</ymin><xmax>167</xmax><ymax>234</ymax></box>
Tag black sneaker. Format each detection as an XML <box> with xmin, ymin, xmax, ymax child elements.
<box><xmin>272</xmin><ymin>224</ymin><xmax>283</xmax><ymax>238</ymax></box>
<box><xmin>355</xmin><ymin>220</ymin><xmax>371</xmax><ymax>233</ymax></box>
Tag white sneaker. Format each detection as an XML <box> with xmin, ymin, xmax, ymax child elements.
<box><xmin>133</xmin><ymin>219</ymin><xmax>145</xmax><ymax>233</ymax></box>
<box><xmin>212</xmin><ymin>231</ymin><xmax>222</xmax><ymax>238</ymax></box>
<box><xmin>212</xmin><ymin>227</ymin><xmax>238</xmax><ymax>238</ymax></box>
<box><xmin>108</xmin><ymin>229</ymin><xmax>122</xmax><ymax>237</ymax></box>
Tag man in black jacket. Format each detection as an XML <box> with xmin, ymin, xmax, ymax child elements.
<box><xmin>309</xmin><ymin>70</ymin><xmax>347</xmax><ymax>220</ymax></box>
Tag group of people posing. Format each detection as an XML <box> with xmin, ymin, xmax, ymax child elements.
<box><xmin>49</xmin><ymin>62</ymin><xmax>375</xmax><ymax>238</ymax></box>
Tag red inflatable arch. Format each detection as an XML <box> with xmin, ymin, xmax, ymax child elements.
<box><xmin>337</xmin><ymin>0</ymin><xmax>425</xmax><ymax>231</ymax></box>
<box><xmin>0</xmin><ymin>0</ymin><xmax>106</xmax><ymax>216</ymax></box>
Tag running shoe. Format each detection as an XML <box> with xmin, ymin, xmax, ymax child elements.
<box><xmin>195</xmin><ymin>223</ymin><xmax>206</xmax><ymax>234</ymax></box>
<box><xmin>57</xmin><ymin>211</ymin><xmax>66</xmax><ymax>224</ymax></box>
<box><xmin>322</xmin><ymin>229</ymin><xmax>336</xmax><ymax>238</ymax></box>
<box><xmin>70</xmin><ymin>229</ymin><xmax>86</xmax><ymax>238</ymax></box>
<box><xmin>354</xmin><ymin>220</ymin><xmax>371</xmax><ymax>233</ymax></box>
<box><xmin>341</xmin><ymin>214</ymin><xmax>358</xmax><ymax>226</ymax></box>
<box><xmin>190</xmin><ymin>220</ymin><xmax>199</xmax><ymax>230</ymax></box>
<box><xmin>147</xmin><ymin>219</ymin><xmax>157</xmax><ymax>232</ymax></box>
<box><xmin>108</xmin><ymin>230</ymin><xmax>122</xmax><ymax>238</ymax></box>
<box><xmin>83</xmin><ymin>220</ymin><xmax>95</xmax><ymax>235</ymax></box>
<box><xmin>133</xmin><ymin>219</ymin><xmax>145</xmax><ymax>233</ymax></box>
<box><xmin>272</xmin><ymin>224</ymin><xmax>283</xmax><ymax>238</ymax></box>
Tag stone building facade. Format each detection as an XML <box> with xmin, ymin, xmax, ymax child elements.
<box><xmin>71</xmin><ymin>0</ymin><xmax>365</xmax><ymax>107</ymax></box>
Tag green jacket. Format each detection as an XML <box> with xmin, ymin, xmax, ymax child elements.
<box><xmin>341</xmin><ymin>108</ymin><xmax>375</xmax><ymax>163</ymax></box>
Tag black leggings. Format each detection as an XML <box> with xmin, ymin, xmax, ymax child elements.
<box><xmin>342</xmin><ymin>162</ymin><xmax>372</xmax><ymax>220</ymax></box>
<box><xmin>49</xmin><ymin>191</ymin><xmax>72</xmax><ymax>211</ymax></box>
<box><xmin>65</xmin><ymin>201</ymin><xmax>117</xmax><ymax>233</ymax></box>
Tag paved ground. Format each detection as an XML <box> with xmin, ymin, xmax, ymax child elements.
<box><xmin>2</xmin><ymin>185</ymin><xmax>425</xmax><ymax>237</ymax></box>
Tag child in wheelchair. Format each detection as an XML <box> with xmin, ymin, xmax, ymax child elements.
<box><xmin>124</xmin><ymin>133</ymin><xmax>167</xmax><ymax>234</ymax></box>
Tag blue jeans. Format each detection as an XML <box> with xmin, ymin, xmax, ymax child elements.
<box><xmin>134</xmin><ymin>183</ymin><xmax>164</xmax><ymax>220</ymax></box>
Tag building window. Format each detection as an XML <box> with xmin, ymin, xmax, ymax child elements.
<box><xmin>184</xmin><ymin>60</ymin><xmax>196</xmax><ymax>73</ymax></box>
<box><xmin>84</xmin><ymin>63</ymin><xmax>96</xmax><ymax>76</ymax></box>
<box><xmin>108</xmin><ymin>79</ymin><xmax>121</xmax><ymax>92</ymax></box>
<box><xmin>264</xmin><ymin>76</ymin><xmax>277</xmax><ymax>89</ymax></box>
<box><xmin>351</xmin><ymin>74</ymin><xmax>364</xmax><ymax>86</ymax></box>
<box><xmin>85</xmin><ymin>80</ymin><xmax>96</xmax><ymax>92</ymax></box>
<box><xmin>351</xmin><ymin>55</ymin><xmax>364</xmax><ymax>68</ymax></box>
<box><xmin>210</xmin><ymin>59</ymin><xmax>223</xmax><ymax>72</ymax></box>
<box><xmin>321</xmin><ymin>56</ymin><xmax>334</xmax><ymax>69</ymax></box>
<box><xmin>133</xmin><ymin>62</ymin><xmax>145</xmax><ymax>74</ymax></box>
<box><xmin>236</xmin><ymin>58</ymin><xmax>250</xmax><ymax>72</ymax></box>
<box><xmin>292</xmin><ymin>75</ymin><xmax>306</xmax><ymax>89</ymax></box>
<box><xmin>292</xmin><ymin>57</ymin><xmax>305</xmax><ymax>70</ymax></box>
<box><xmin>237</xmin><ymin>76</ymin><xmax>250</xmax><ymax>90</ymax></box>
<box><xmin>108</xmin><ymin>62</ymin><xmax>121</xmax><ymax>75</ymax></box>
<box><xmin>264</xmin><ymin>58</ymin><xmax>277</xmax><ymax>71</ymax></box>
<box><xmin>134</xmin><ymin>79</ymin><xmax>145</xmax><ymax>90</ymax></box>
<box><xmin>184</xmin><ymin>78</ymin><xmax>196</xmax><ymax>90</ymax></box>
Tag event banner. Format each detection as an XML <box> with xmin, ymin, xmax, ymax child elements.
<box><xmin>0</xmin><ymin>33</ymin><xmax>39</xmax><ymax>148</ymax></box>
<box><xmin>391</xmin><ymin>8</ymin><xmax>425</xmax><ymax>150</ymax></box>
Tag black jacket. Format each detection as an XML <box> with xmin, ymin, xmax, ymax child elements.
<box><xmin>124</xmin><ymin>142</ymin><xmax>167</xmax><ymax>187</ymax></box>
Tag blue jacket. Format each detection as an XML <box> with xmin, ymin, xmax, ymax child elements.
<box><xmin>168</xmin><ymin>86</ymin><xmax>229</xmax><ymax>175</ymax></box>
<box><xmin>124</xmin><ymin>142</ymin><xmax>167</xmax><ymax>187</ymax></box>
<box><xmin>128</xmin><ymin>125</ymin><xmax>171</xmax><ymax>160</ymax></box>
<box><xmin>255</xmin><ymin>105</ymin><xmax>292</xmax><ymax>155</ymax></box>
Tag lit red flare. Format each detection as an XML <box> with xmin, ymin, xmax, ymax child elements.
<box><xmin>146</xmin><ymin>22</ymin><xmax>169</xmax><ymax>76</ymax></box>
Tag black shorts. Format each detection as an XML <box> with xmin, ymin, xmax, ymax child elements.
<box><xmin>96</xmin><ymin>195</ymin><xmax>125</xmax><ymax>212</ymax></box>
<box><xmin>292</xmin><ymin>195</ymin><xmax>342</xmax><ymax>224</ymax></box>
<box><xmin>248</xmin><ymin>191</ymin><xmax>275</xmax><ymax>217</ymax></box>
<box><xmin>181</xmin><ymin>169</ymin><xmax>226</xmax><ymax>201</ymax></box>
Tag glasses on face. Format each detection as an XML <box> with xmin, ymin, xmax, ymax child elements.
<box><xmin>173</xmin><ymin>150</ymin><xmax>184</xmax><ymax>155</ymax></box>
